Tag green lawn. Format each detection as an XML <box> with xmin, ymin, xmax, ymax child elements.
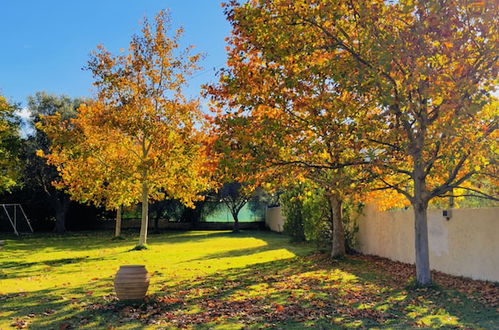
<box><xmin>0</xmin><ymin>231</ymin><xmax>497</xmax><ymax>329</ymax></box>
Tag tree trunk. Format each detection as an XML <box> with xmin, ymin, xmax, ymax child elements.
<box><xmin>115</xmin><ymin>205</ymin><xmax>122</xmax><ymax>237</ymax></box>
<box><xmin>232</xmin><ymin>212</ymin><xmax>240</xmax><ymax>233</ymax></box>
<box><xmin>152</xmin><ymin>203</ymin><xmax>164</xmax><ymax>233</ymax></box>
<box><xmin>154</xmin><ymin>216</ymin><xmax>160</xmax><ymax>233</ymax></box>
<box><xmin>138</xmin><ymin>181</ymin><xmax>149</xmax><ymax>246</ymax></box>
<box><xmin>54</xmin><ymin>198</ymin><xmax>70</xmax><ymax>234</ymax></box>
<box><xmin>181</xmin><ymin>206</ymin><xmax>201</xmax><ymax>223</ymax></box>
<box><xmin>412</xmin><ymin>151</ymin><xmax>432</xmax><ymax>286</ymax></box>
<box><xmin>329</xmin><ymin>195</ymin><xmax>346</xmax><ymax>258</ymax></box>
<box><xmin>413</xmin><ymin>200</ymin><xmax>431</xmax><ymax>286</ymax></box>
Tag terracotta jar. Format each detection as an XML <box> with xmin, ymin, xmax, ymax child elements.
<box><xmin>114</xmin><ymin>265</ymin><xmax>150</xmax><ymax>300</ymax></box>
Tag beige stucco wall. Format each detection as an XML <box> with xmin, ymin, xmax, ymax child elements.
<box><xmin>265</xmin><ymin>207</ymin><xmax>285</xmax><ymax>232</ymax></box>
<box><xmin>357</xmin><ymin>205</ymin><xmax>499</xmax><ymax>282</ymax></box>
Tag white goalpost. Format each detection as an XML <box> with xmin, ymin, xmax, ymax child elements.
<box><xmin>1</xmin><ymin>204</ymin><xmax>34</xmax><ymax>236</ymax></box>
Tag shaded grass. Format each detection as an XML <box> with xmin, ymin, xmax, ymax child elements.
<box><xmin>0</xmin><ymin>230</ymin><xmax>497</xmax><ymax>329</ymax></box>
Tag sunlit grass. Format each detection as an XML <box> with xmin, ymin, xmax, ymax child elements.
<box><xmin>1</xmin><ymin>231</ymin><xmax>302</xmax><ymax>294</ymax></box>
<box><xmin>0</xmin><ymin>231</ymin><xmax>310</xmax><ymax>328</ymax></box>
<box><xmin>1</xmin><ymin>230</ymin><xmax>497</xmax><ymax>329</ymax></box>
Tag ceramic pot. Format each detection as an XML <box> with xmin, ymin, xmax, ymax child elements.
<box><xmin>114</xmin><ymin>265</ymin><xmax>150</xmax><ymax>300</ymax></box>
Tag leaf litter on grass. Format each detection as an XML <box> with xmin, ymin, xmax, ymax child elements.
<box><xmin>79</xmin><ymin>253</ymin><xmax>498</xmax><ymax>328</ymax></box>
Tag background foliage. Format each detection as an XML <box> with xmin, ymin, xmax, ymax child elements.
<box><xmin>281</xmin><ymin>181</ymin><xmax>361</xmax><ymax>253</ymax></box>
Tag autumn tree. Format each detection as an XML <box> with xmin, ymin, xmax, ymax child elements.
<box><xmin>38</xmin><ymin>112</ymin><xmax>140</xmax><ymax>238</ymax></box>
<box><xmin>207</xmin><ymin>10</ymin><xmax>380</xmax><ymax>257</ymax></box>
<box><xmin>0</xmin><ymin>95</ymin><xmax>21</xmax><ymax>193</ymax></box>
<box><xmin>280</xmin><ymin>178</ymin><xmax>361</xmax><ymax>251</ymax></box>
<box><xmin>210</xmin><ymin>86</ymin><xmax>377</xmax><ymax>256</ymax></box>
<box><xmin>41</xmin><ymin>11</ymin><xmax>214</xmax><ymax>247</ymax></box>
<box><xmin>213</xmin><ymin>0</ymin><xmax>498</xmax><ymax>285</ymax></box>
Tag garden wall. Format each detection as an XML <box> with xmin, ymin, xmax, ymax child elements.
<box><xmin>265</xmin><ymin>207</ymin><xmax>285</xmax><ymax>232</ymax></box>
<box><xmin>265</xmin><ymin>205</ymin><xmax>499</xmax><ymax>282</ymax></box>
<box><xmin>357</xmin><ymin>205</ymin><xmax>499</xmax><ymax>282</ymax></box>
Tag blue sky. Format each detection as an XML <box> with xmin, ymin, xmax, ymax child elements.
<box><xmin>0</xmin><ymin>1</ymin><xmax>231</xmax><ymax>111</ymax></box>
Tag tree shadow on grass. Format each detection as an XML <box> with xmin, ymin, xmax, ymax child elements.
<box><xmin>0</xmin><ymin>278</ymin><xmax>121</xmax><ymax>329</ymax></box>
<box><xmin>0</xmin><ymin>230</ymin><xmax>274</xmax><ymax>253</ymax></box>
<box><xmin>2</xmin><ymin>254</ymin><xmax>497</xmax><ymax>329</ymax></box>
<box><xmin>2</xmin><ymin>235</ymin><xmax>497</xmax><ymax>329</ymax></box>
<box><xmin>2</xmin><ymin>255</ymin><xmax>329</xmax><ymax>329</ymax></box>
<box><xmin>0</xmin><ymin>256</ymin><xmax>109</xmax><ymax>279</ymax></box>
<box><xmin>185</xmin><ymin>245</ymin><xmax>281</xmax><ymax>262</ymax></box>
<box><xmin>183</xmin><ymin>239</ymin><xmax>311</xmax><ymax>264</ymax></box>
<box><xmin>143</xmin><ymin>256</ymin><xmax>499</xmax><ymax>328</ymax></box>
<box><xmin>45</xmin><ymin>254</ymin><xmax>488</xmax><ymax>329</ymax></box>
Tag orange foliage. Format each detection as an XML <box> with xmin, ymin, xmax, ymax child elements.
<box><xmin>39</xmin><ymin>11</ymin><xmax>216</xmax><ymax>245</ymax></box>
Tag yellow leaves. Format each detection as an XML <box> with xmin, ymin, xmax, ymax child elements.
<box><xmin>210</xmin><ymin>0</ymin><xmax>499</xmax><ymax>213</ymax></box>
<box><xmin>319</xmin><ymin>150</ymin><xmax>329</xmax><ymax>161</ymax></box>
<box><xmin>0</xmin><ymin>96</ymin><xmax>7</xmax><ymax>111</ymax></box>
<box><xmin>434</xmin><ymin>41</ymin><xmax>453</xmax><ymax>50</ymax></box>
<box><xmin>469</xmin><ymin>1</ymin><xmax>486</xmax><ymax>7</ymax></box>
<box><xmin>366</xmin><ymin>190</ymin><xmax>410</xmax><ymax>211</ymax></box>
<box><xmin>443</xmin><ymin>42</ymin><xmax>453</xmax><ymax>49</ymax></box>
<box><xmin>432</xmin><ymin>96</ymin><xmax>444</xmax><ymax>106</ymax></box>
<box><xmin>314</xmin><ymin>51</ymin><xmax>332</xmax><ymax>66</ymax></box>
<box><xmin>0</xmin><ymin>94</ymin><xmax>21</xmax><ymax>192</ymax></box>
<box><xmin>36</xmin><ymin>10</ymin><xmax>214</xmax><ymax>210</ymax></box>
<box><xmin>262</xmin><ymin>182</ymin><xmax>273</xmax><ymax>190</ymax></box>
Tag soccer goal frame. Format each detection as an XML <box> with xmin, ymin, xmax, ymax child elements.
<box><xmin>1</xmin><ymin>204</ymin><xmax>34</xmax><ymax>236</ymax></box>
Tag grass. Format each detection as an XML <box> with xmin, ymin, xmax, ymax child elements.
<box><xmin>0</xmin><ymin>230</ymin><xmax>497</xmax><ymax>329</ymax></box>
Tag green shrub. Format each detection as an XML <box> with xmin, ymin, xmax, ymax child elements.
<box><xmin>342</xmin><ymin>201</ymin><xmax>363</xmax><ymax>253</ymax></box>
<box><xmin>281</xmin><ymin>183</ymin><xmax>329</xmax><ymax>246</ymax></box>
<box><xmin>281</xmin><ymin>185</ymin><xmax>306</xmax><ymax>242</ymax></box>
<box><xmin>281</xmin><ymin>182</ymin><xmax>362</xmax><ymax>253</ymax></box>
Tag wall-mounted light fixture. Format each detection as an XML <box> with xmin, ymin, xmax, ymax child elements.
<box><xmin>444</xmin><ymin>189</ymin><xmax>455</xmax><ymax>221</ymax></box>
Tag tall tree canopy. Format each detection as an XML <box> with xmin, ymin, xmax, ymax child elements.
<box><xmin>207</xmin><ymin>4</ymin><xmax>386</xmax><ymax>257</ymax></box>
<box><xmin>25</xmin><ymin>92</ymin><xmax>83</xmax><ymax>233</ymax></box>
<box><xmin>210</xmin><ymin>0</ymin><xmax>498</xmax><ymax>285</ymax></box>
<box><xmin>40</xmin><ymin>11</ymin><xmax>215</xmax><ymax>247</ymax></box>
<box><xmin>0</xmin><ymin>95</ymin><xmax>21</xmax><ymax>193</ymax></box>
